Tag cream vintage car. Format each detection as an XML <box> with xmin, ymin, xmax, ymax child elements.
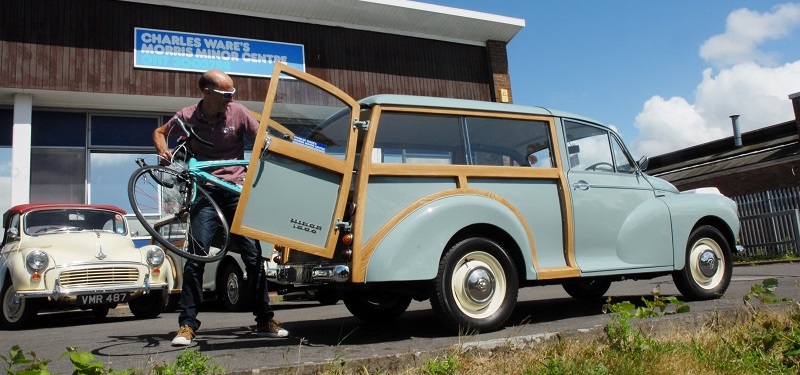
<box><xmin>1</xmin><ymin>203</ymin><xmax>170</xmax><ymax>329</ymax></box>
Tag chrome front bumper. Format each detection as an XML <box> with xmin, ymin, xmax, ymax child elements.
<box><xmin>266</xmin><ymin>264</ymin><xmax>350</xmax><ymax>284</ymax></box>
<box><xmin>16</xmin><ymin>277</ymin><xmax>168</xmax><ymax>301</ymax></box>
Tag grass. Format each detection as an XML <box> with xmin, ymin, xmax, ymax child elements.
<box><xmin>312</xmin><ymin>279</ymin><xmax>800</xmax><ymax>375</ymax></box>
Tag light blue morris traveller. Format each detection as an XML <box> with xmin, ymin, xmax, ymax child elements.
<box><xmin>231</xmin><ymin>64</ymin><xmax>740</xmax><ymax>332</ymax></box>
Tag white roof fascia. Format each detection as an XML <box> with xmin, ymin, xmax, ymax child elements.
<box><xmin>117</xmin><ymin>0</ymin><xmax>525</xmax><ymax>46</ymax></box>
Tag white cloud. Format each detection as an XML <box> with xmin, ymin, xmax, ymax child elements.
<box><xmin>632</xmin><ymin>4</ymin><xmax>800</xmax><ymax>158</ymax></box>
<box><xmin>632</xmin><ymin>96</ymin><xmax>728</xmax><ymax>157</ymax></box>
<box><xmin>700</xmin><ymin>3</ymin><xmax>800</xmax><ymax>68</ymax></box>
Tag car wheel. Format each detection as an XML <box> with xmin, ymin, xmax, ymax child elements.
<box><xmin>673</xmin><ymin>225</ymin><xmax>732</xmax><ymax>300</ymax></box>
<box><xmin>343</xmin><ymin>292</ymin><xmax>411</xmax><ymax>323</ymax></box>
<box><xmin>128</xmin><ymin>293</ymin><xmax>165</xmax><ymax>319</ymax></box>
<box><xmin>220</xmin><ymin>263</ymin><xmax>250</xmax><ymax>312</ymax></box>
<box><xmin>1</xmin><ymin>280</ymin><xmax>38</xmax><ymax>330</ymax></box>
<box><xmin>562</xmin><ymin>278</ymin><xmax>612</xmax><ymax>300</ymax></box>
<box><xmin>164</xmin><ymin>294</ymin><xmax>181</xmax><ymax>313</ymax></box>
<box><xmin>92</xmin><ymin>307</ymin><xmax>110</xmax><ymax>319</ymax></box>
<box><xmin>315</xmin><ymin>284</ymin><xmax>340</xmax><ymax>306</ymax></box>
<box><xmin>430</xmin><ymin>237</ymin><xmax>518</xmax><ymax>333</ymax></box>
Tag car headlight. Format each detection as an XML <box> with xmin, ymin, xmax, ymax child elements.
<box><xmin>146</xmin><ymin>246</ymin><xmax>165</xmax><ymax>267</ymax></box>
<box><xmin>26</xmin><ymin>249</ymin><xmax>49</xmax><ymax>272</ymax></box>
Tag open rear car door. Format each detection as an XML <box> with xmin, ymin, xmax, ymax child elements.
<box><xmin>232</xmin><ymin>64</ymin><xmax>360</xmax><ymax>259</ymax></box>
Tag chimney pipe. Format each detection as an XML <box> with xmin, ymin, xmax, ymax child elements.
<box><xmin>730</xmin><ymin>115</ymin><xmax>742</xmax><ymax>147</ymax></box>
<box><xmin>790</xmin><ymin>92</ymin><xmax>800</xmax><ymax>141</ymax></box>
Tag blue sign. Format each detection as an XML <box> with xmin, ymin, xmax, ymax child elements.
<box><xmin>134</xmin><ymin>28</ymin><xmax>305</xmax><ymax>77</ymax></box>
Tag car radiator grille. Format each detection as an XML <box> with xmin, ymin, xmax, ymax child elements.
<box><xmin>58</xmin><ymin>268</ymin><xmax>139</xmax><ymax>287</ymax></box>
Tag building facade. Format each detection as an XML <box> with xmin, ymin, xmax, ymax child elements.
<box><xmin>0</xmin><ymin>0</ymin><xmax>524</xmax><ymax>217</ymax></box>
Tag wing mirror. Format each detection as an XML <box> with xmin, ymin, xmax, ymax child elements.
<box><xmin>6</xmin><ymin>227</ymin><xmax>19</xmax><ymax>242</ymax></box>
<box><xmin>637</xmin><ymin>155</ymin><xmax>649</xmax><ymax>172</ymax></box>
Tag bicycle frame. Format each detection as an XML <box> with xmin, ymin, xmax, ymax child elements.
<box><xmin>186</xmin><ymin>157</ymin><xmax>248</xmax><ymax>195</ymax></box>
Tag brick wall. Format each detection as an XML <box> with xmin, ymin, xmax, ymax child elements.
<box><xmin>486</xmin><ymin>40</ymin><xmax>512</xmax><ymax>103</ymax></box>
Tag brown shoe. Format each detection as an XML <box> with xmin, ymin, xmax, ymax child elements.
<box><xmin>255</xmin><ymin>319</ymin><xmax>289</xmax><ymax>338</ymax></box>
<box><xmin>171</xmin><ymin>325</ymin><xmax>195</xmax><ymax>346</ymax></box>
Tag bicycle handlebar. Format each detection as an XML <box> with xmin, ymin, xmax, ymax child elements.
<box><xmin>172</xmin><ymin>116</ymin><xmax>214</xmax><ymax>148</ymax></box>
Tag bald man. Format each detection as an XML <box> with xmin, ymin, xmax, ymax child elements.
<box><xmin>153</xmin><ymin>70</ymin><xmax>289</xmax><ymax>346</ymax></box>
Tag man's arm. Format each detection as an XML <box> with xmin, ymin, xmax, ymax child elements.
<box><xmin>153</xmin><ymin>122</ymin><xmax>173</xmax><ymax>163</ymax></box>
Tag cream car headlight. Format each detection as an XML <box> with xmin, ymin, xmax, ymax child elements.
<box><xmin>146</xmin><ymin>246</ymin><xmax>166</xmax><ymax>267</ymax></box>
<box><xmin>26</xmin><ymin>249</ymin><xmax>49</xmax><ymax>272</ymax></box>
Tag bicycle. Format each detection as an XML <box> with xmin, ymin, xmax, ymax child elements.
<box><xmin>127</xmin><ymin>117</ymin><xmax>248</xmax><ymax>262</ymax></box>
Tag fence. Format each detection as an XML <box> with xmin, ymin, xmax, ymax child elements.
<box><xmin>732</xmin><ymin>186</ymin><xmax>800</xmax><ymax>258</ymax></box>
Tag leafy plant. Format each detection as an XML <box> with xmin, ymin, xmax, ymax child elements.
<box><xmin>149</xmin><ymin>348</ymin><xmax>225</xmax><ymax>375</ymax></box>
<box><xmin>60</xmin><ymin>347</ymin><xmax>130</xmax><ymax>375</ymax></box>
<box><xmin>422</xmin><ymin>355</ymin><xmax>461</xmax><ymax>375</ymax></box>
<box><xmin>1</xmin><ymin>345</ymin><xmax>51</xmax><ymax>375</ymax></box>
<box><xmin>744</xmin><ymin>278</ymin><xmax>789</xmax><ymax>305</ymax></box>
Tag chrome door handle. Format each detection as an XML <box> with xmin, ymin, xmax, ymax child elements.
<box><xmin>571</xmin><ymin>181</ymin><xmax>590</xmax><ymax>191</ymax></box>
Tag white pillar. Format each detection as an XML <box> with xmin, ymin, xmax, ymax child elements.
<box><xmin>11</xmin><ymin>94</ymin><xmax>32</xmax><ymax>206</ymax></box>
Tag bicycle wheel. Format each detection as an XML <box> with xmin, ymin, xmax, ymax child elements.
<box><xmin>128</xmin><ymin>165</ymin><xmax>230</xmax><ymax>262</ymax></box>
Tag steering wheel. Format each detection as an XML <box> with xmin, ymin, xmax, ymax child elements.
<box><xmin>585</xmin><ymin>162</ymin><xmax>614</xmax><ymax>171</ymax></box>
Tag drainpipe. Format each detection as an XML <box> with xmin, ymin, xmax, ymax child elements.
<box><xmin>730</xmin><ymin>114</ymin><xmax>742</xmax><ymax>147</ymax></box>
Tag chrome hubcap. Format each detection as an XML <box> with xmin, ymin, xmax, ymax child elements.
<box><xmin>698</xmin><ymin>250</ymin><xmax>718</xmax><ymax>278</ymax></box>
<box><xmin>227</xmin><ymin>274</ymin><xmax>240</xmax><ymax>304</ymax></box>
<box><xmin>464</xmin><ymin>267</ymin><xmax>494</xmax><ymax>304</ymax></box>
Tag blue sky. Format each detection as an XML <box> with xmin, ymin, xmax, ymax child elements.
<box><xmin>424</xmin><ymin>1</ymin><xmax>800</xmax><ymax>158</ymax></box>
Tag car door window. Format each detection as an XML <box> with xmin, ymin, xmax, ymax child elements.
<box><xmin>611</xmin><ymin>135</ymin><xmax>636</xmax><ymax>174</ymax></box>
<box><xmin>564</xmin><ymin>121</ymin><xmax>614</xmax><ymax>172</ymax></box>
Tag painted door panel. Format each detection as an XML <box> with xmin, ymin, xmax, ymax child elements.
<box><xmin>569</xmin><ymin>171</ymin><xmax>672</xmax><ymax>272</ymax></box>
<box><xmin>232</xmin><ymin>64</ymin><xmax>360</xmax><ymax>259</ymax></box>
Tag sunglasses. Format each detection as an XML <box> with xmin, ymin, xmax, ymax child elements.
<box><xmin>211</xmin><ymin>88</ymin><xmax>236</xmax><ymax>99</ymax></box>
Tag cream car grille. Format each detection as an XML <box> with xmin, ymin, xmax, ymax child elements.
<box><xmin>59</xmin><ymin>268</ymin><xmax>139</xmax><ymax>287</ymax></box>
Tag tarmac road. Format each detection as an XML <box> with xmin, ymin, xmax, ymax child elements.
<box><xmin>2</xmin><ymin>263</ymin><xmax>798</xmax><ymax>374</ymax></box>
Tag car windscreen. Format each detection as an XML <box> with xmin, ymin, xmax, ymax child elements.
<box><xmin>24</xmin><ymin>209</ymin><xmax>127</xmax><ymax>236</ymax></box>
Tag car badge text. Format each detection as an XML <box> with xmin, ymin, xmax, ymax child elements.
<box><xmin>290</xmin><ymin>218</ymin><xmax>322</xmax><ymax>234</ymax></box>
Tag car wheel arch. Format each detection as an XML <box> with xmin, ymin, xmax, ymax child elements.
<box><xmin>445</xmin><ymin>224</ymin><xmax>526</xmax><ymax>286</ymax></box>
<box><xmin>365</xmin><ymin>194</ymin><xmax>533</xmax><ymax>282</ymax></box>
<box><xmin>675</xmin><ymin>216</ymin><xmax>737</xmax><ymax>271</ymax></box>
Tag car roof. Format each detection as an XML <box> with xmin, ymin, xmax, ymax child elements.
<box><xmin>358</xmin><ymin>94</ymin><xmax>604</xmax><ymax>126</ymax></box>
<box><xmin>4</xmin><ymin>203</ymin><xmax>127</xmax><ymax>224</ymax></box>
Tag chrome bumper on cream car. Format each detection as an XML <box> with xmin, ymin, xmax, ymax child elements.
<box><xmin>266</xmin><ymin>264</ymin><xmax>350</xmax><ymax>284</ymax></box>
<box><xmin>15</xmin><ymin>263</ymin><xmax>168</xmax><ymax>301</ymax></box>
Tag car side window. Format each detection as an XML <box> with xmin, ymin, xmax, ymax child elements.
<box><xmin>465</xmin><ymin>117</ymin><xmax>553</xmax><ymax>167</ymax></box>
<box><xmin>373</xmin><ymin>113</ymin><xmax>464</xmax><ymax>164</ymax></box>
<box><xmin>564</xmin><ymin>121</ymin><xmax>614</xmax><ymax>173</ymax></box>
<box><xmin>610</xmin><ymin>135</ymin><xmax>636</xmax><ymax>174</ymax></box>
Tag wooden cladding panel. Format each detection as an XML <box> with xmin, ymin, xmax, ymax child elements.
<box><xmin>1</xmin><ymin>0</ymin><xmax>493</xmax><ymax>102</ymax></box>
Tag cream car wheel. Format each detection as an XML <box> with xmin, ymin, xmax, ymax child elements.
<box><xmin>673</xmin><ymin>225</ymin><xmax>732</xmax><ymax>300</ymax></box>
<box><xmin>1</xmin><ymin>281</ymin><xmax>38</xmax><ymax>329</ymax></box>
<box><xmin>688</xmin><ymin>238</ymin><xmax>725</xmax><ymax>290</ymax></box>
<box><xmin>451</xmin><ymin>251</ymin><xmax>506</xmax><ymax>319</ymax></box>
<box><xmin>431</xmin><ymin>237</ymin><xmax>518</xmax><ymax>333</ymax></box>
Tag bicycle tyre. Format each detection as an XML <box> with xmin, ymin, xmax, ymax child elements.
<box><xmin>127</xmin><ymin>165</ymin><xmax>230</xmax><ymax>263</ymax></box>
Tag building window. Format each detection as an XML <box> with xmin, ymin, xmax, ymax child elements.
<box><xmin>31</xmin><ymin>148</ymin><xmax>86</xmax><ymax>203</ymax></box>
<box><xmin>30</xmin><ymin>111</ymin><xmax>87</xmax><ymax>203</ymax></box>
<box><xmin>88</xmin><ymin>114</ymin><xmax>164</xmax><ymax>213</ymax></box>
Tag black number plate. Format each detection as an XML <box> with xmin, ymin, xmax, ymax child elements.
<box><xmin>77</xmin><ymin>292</ymin><xmax>130</xmax><ymax>306</ymax></box>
